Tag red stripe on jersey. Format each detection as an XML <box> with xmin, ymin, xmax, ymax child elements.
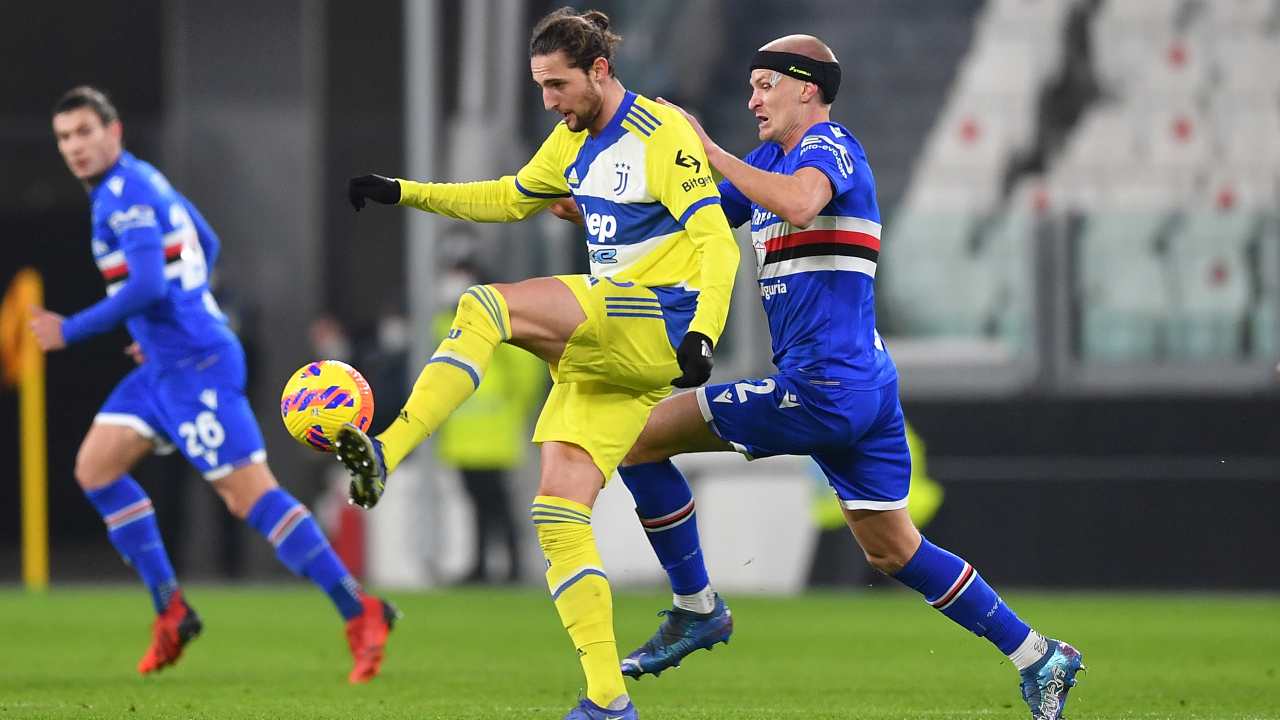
<box><xmin>99</xmin><ymin>243</ymin><xmax>183</xmax><ymax>282</ymax></box>
<box><xmin>766</xmin><ymin>229</ymin><xmax>881</xmax><ymax>254</ymax></box>
<box><xmin>102</xmin><ymin>263</ymin><xmax>128</xmax><ymax>281</ymax></box>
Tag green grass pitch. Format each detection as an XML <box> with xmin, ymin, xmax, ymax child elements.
<box><xmin>1</xmin><ymin>587</ymin><xmax>1276</xmax><ymax>719</ymax></box>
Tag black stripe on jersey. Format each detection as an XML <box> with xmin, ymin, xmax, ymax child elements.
<box><xmin>100</xmin><ymin>251</ymin><xmax>184</xmax><ymax>285</ymax></box>
<box><xmin>762</xmin><ymin>243</ymin><xmax>879</xmax><ymax>266</ymax></box>
<box><xmin>630</xmin><ymin>103</ymin><xmax>663</xmax><ymax>128</ymax></box>
<box><xmin>621</xmin><ymin>116</ymin><xmax>652</xmax><ymax>137</ymax></box>
<box><xmin>626</xmin><ymin>109</ymin><xmax>657</xmax><ymax>132</ymax></box>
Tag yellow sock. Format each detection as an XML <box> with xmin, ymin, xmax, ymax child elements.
<box><xmin>376</xmin><ymin>285</ymin><xmax>510</xmax><ymax>472</ymax></box>
<box><xmin>532</xmin><ymin>495</ymin><xmax>627</xmax><ymax>709</ymax></box>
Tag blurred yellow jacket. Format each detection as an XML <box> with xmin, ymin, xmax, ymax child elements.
<box><xmin>432</xmin><ymin>313</ymin><xmax>547</xmax><ymax>469</ymax></box>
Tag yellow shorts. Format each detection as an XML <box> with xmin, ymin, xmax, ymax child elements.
<box><xmin>532</xmin><ymin>275</ymin><xmax>679</xmax><ymax>480</ymax></box>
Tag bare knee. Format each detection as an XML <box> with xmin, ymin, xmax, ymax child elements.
<box><xmin>861</xmin><ymin>545</ymin><xmax>916</xmax><ymax>576</ymax></box>
<box><xmin>213</xmin><ymin>462</ymin><xmax>278</xmax><ymax>519</ymax></box>
<box><xmin>846</xmin><ymin>508</ymin><xmax>922</xmax><ymax>576</ymax></box>
<box><xmin>536</xmin><ymin>442</ymin><xmax>603</xmax><ymax>508</ymax></box>
<box><xmin>75</xmin><ymin>424</ymin><xmax>153</xmax><ymax>490</ymax></box>
<box><xmin>74</xmin><ymin>448</ymin><xmax>114</xmax><ymax>490</ymax></box>
<box><xmin>621</xmin><ymin>438</ymin><xmax>664</xmax><ymax>467</ymax></box>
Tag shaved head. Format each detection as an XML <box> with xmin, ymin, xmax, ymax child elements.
<box><xmin>759</xmin><ymin>34</ymin><xmax>837</xmax><ymax>63</ymax></box>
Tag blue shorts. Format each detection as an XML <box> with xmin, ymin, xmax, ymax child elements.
<box><xmin>695</xmin><ymin>373</ymin><xmax>911</xmax><ymax>510</ymax></box>
<box><xmin>96</xmin><ymin>342</ymin><xmax>266</xmax><ymax>480</ymax></box>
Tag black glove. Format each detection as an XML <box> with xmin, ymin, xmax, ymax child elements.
<box><xmin>671</xmin><ymin>331</ymin><xmax>714</xmax><ymax>388</ymax></box>
<box><xmin>348</xmin><ymin>174</ymin><xmax>401</xmax><ymax>211</ymax></box>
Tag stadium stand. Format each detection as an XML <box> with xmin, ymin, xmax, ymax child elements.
<box><xmin>884</xmin><ymin>0</ymin><xmax>1280</xmax><ymax>369</ymax></box>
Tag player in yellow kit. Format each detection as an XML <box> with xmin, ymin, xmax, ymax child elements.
<box><xmin>339</xmin><ymin>8</ymin><xmax>738</xmax><ymax>719</ymax></box>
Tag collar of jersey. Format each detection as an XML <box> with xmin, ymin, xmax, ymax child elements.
<box><xmin>565</xmin><ymin>91</ymin><xmax>638</xmax><ymax>192</ymax></box>
<box><xmin>775</xmin><ymin>120</ymin><xmax>836</xmax><ymax>158</ymax></box>
<box><xmin>90</xmin><ymin>150</ymin><xmax>134</xmax><ymax>204</ymax></box>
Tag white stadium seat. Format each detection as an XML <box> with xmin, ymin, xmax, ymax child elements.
<box><xmin>1166</xmin><ymin>208</ymin><xmax>1256</xmax><ymax>359</ymax></box>
<box><xmin>1209</xmin><ymin>35</ymin><xmax>1280</xmax><ymax>95</ymax></box>
<box><xmin>1077</xmin><ymin>211</ymin><xmax>1172</xmax><ymax>360</ymax></box>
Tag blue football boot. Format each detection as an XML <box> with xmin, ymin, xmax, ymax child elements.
<box><xmin>562</xmin><ymin>698</ymin><xmax>638</xmax><ymax>720</ymax></box>
<box><xmin>620</xmin><ymin>595</ymin><xmax>733</xmax><ymax>678</ymax></box>
<box><xmin>335</xmin><ymin>422</ymin><xmax>388</xmax><ymax>509</ymax></box>
<box><xmin>1019</xmin><ymin>639</ymin><xmax>1085</xmax><ymax>720</ymax></box>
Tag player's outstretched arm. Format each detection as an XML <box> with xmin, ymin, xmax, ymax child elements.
<box><xmin>657</xmin><ymin>98</ymin><xmax>832</xmax><ymax>228</ymax></box>
<box><xmin>51</xmin><ymin>225</ymin><xmax>168</xmax><ymax>350</ymax></box>
<box><xmin>348</xmin><ymin>127</ymin><xmax>573</xmax><ymax>224</ymax></box>
<box><xmin>348</xmin><ymin>173</ymin><xmax>555</xmax><ymax>223</ymax></box>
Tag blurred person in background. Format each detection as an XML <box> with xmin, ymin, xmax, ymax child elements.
<box><xmin>433</xmin><ymin>260</ymin><xmax>545</xmax><ymax>584</ymax></box>
<box><xmin>33</xmin><ymin>85</ymin><xmax>395</xmax><ymax>683</ymax></box>
<box><xmin>583</xmin><ymin>35</ymin><xmax>1082</xmax><ymax>720</ymax></box>
<box><xmin>338</xmin><ymin>8</ymin><xmax>738</xmax><ymax>718</ymax></box>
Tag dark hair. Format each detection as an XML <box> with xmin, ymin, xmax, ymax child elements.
<box><xmin>529</xmin><ymin>7</ymin><xmax>621</xmax><ymax>76</ymax></box>
<box><xmin>52</xmin><ymin>85</ymin><xmax>119</xmax><ymax>125</ymax></box>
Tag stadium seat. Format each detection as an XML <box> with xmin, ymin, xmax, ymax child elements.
<box><xmin>1056</xmin><ymin>105</ymin><xmax>1140</xmax><ymax>175</ymax></box>
<box><xmin>1142</xmin><ymin>104</ymin><xmax>1212</xmax><ymax>179</ymax></box>
<box><xmin>956</xmin><ymin>39</ymin><xmax>1041</xmax><ymax>100</ymax></box>
<box><xmin>981</xmin><ymin>177</ymin><xmax>1050</xmax><ymax>349</ymax></box>
<box><xmin>1166</xmin><ymin>208</ymin><xmax>1256</xmax><ymax>360</ymax></box>
<box><xmin>1253</xmin><ymin>287</ymin><xmax>1278</xmax><ymax>357</ymax></box>
<box><xmin>978</xmin><ymin>0</ymin><xmax>1071</xmax><ymax>79</ymax></box>
<box><xmin>1244</xmin><ymin>208</ymin><xmax>1279</xmax><ymax>358</ymax></box>
<box><xmin>1209</xmin><ymin>35</ymin><xmax>1280</xmax><ymax>95</ymax></box>
<box><xmin>925</xmin><ymin>105</ymin><xmax>1016</xmax><ymax>175</ymax></box>
<box><xmin>881</xmin><ymin>211</ymin><xmax>1000</xmax><ymax>337</ymax></box>
<box><xmin>902</xmin><ymin>177</ymin><xmax>1002</xmax><ymax>213</ymax></box>
<box><xmin>1203</xmin><ymin>0</ymin><xmax>1277</xmax><ymax>33</ymax></box>
<box><xmin>1209</xmin><ymin>97</ymin><xmax>1280</xmax><ymax>171</ymax></box>
<box><xmin>1076</xmin><ymin>211</ymin><xmax>1172</xmax><ymax>361</ymax></box>
<box><xmin>1095</xmin><ymin>0</ymin><xmax>1187</xmax><ymax>25</ymax></box>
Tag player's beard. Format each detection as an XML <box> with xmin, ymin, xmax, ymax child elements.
<box><xmin>567</xmin><ymin>81</ymin><xmax>603</xmax><ymax>133</ymax></box>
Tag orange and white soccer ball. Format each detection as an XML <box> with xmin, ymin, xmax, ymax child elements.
<box><xmin>280</xmin><ymin>360</ymin><xmax>375</xmax><ymax>452</ymax></box>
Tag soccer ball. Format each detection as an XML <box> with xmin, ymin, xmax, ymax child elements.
<box><xmin>280</xmin><ymin>360</ymin><xmax>375</xmax><ymax>452</ymax></box>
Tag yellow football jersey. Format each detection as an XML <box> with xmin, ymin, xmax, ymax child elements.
<box><xmin>397</xmin><ymin>91</ymin><xmax>738</xmax><ymax>343</ymax></box>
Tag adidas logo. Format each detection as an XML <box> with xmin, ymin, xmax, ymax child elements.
<box><xmin>567</xmin><ymin>167</ymin><xmax>580</xmax><ymax>186</ymax></box>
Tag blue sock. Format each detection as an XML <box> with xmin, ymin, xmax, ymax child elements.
<box><xmin>894</xmin><ymin>535</ymin><xmax>1033</xmax><ymax>656</ymax></box>
<box><xmin>619</xmin><ymin>461</ymin><xmax>709</xmax><ymax>596</ymax></box>
<box><xmin>85</xmin><ymin>476</ymin><xmax>179</xmax><ymax>614</ymax></box>
<box><xmin>247</xmin><ymin>488</ymin><xmax>364</xmax><ymax>621</ymax></box>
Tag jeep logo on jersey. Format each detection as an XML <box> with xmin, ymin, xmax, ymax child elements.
<box><xmin>612</xmin><ymin>162</ymin><xmax>631</xmax><ymax>195</ymax></box>
<box><xmin>582</xmin><ymin>205</ymin><xmax>618</xmax><ymax>243</ymax></box>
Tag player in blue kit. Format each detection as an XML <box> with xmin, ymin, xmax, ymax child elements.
<box><xmin>604</xmin><ymin>36</ymin><xmax>1084</xmax><ymax>720</ymax></box>
<box><xmin>31</xmin><ymin>86</ymin><xmax>396</xmax><ymax>683</ymax></box>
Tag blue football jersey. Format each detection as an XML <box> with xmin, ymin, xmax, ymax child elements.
<box><xmin>720</xmin><ymin>122</ymin><xmax>896</xmax><ymax>388</ymax></box>
<box><xmin>66</xmin><ymin>150</ymin><xmax>237</xmax><ymax>366</ymax></box>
